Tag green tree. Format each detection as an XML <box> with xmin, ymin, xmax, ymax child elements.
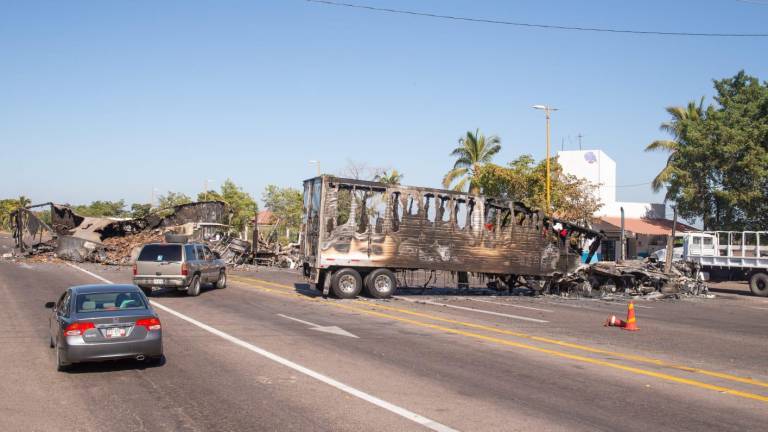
<box><xmin>74</xmin><ymin>200</ymin><xmax>128</xmax><ymax>217</ymax></box>
<box><xmin>442</xmin><ymin>129</ymin><xmax>501</xmax><ymax>194</ymax></box>
<box><xmin>220</xmin><ymin>179</ymin><xmax>258</xmax><ymax>235</ymax></box>
<box><xmin>475</xmin><ymin>155</ymin><xmax>602</xmax><ymax>224</ymax></box>
<box><xmin>650</xmin><ymin>71</ymin><xmax>768</xmax><ymax>230</ymax></box>
<box><xmin>645</xmin><ymin>97</ymin><xmax>706</xmax><ymax>196</ymax></box>
<box><xmin>197</xmin><ymin>190</ymin><xmax>224</xmax><ymax>202</ymax></box>
<box><xmin>157</xmin><ymin>192</ymin><xmax>192</xmax><ymax>209</ymax></box>
<box><xmin>262</xmin><ymin>185</ymin><xmax>303</xmax><ymax>243</ymax></box>
<box><xmin>130</xmin><ymin>203</ymin><xmax>152</xmax><ymax>219</ymax></box>
<box><xmin>0</xmin><ymin>199</ymin><xmax>20</xmax><ymax>230</ymax></box>
<box><xmin>374</xmin><ymin>169</ymin><xmax>403</xmax><ymax>186</ymax></box>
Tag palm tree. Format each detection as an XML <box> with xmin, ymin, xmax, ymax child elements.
<box><xmin>645</xmin><ymin>98</ymin><xmax>705</xmax><ymax>197</ymax></box>
<box><xmin>374</xmin><ymin>169</ymin><xmax>403</xmax><ymax>186</ymax></box>
<box><xmin>442</xmin><ymin>129</ymin><xmax>501</xmax><ymax>194</ymax></box>
<box><xmin>16</xmin><ymin>195</ymin><xmax>31</xmax><ymax>209</ymax></box>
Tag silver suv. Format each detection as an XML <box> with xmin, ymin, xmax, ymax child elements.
<box><xmin>133</xmin><ymin>243</ymin><xmax>227</xmax><ymax>297</ymax></box>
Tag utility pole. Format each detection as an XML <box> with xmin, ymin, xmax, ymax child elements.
<box><xmin>577</xmin><ymin>133</ymin><xmax>583</xmax><ymax>150</ymax></box>
<box><xmin>533</xmin><ymin>105</ymin><xmax>558</xmax><ymax>214</ymax></box>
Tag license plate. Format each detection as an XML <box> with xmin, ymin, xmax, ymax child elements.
<box><xmin>105</xmin><ymin>327</ymin><xmax>126</xmax><ymax>339</ymax></box>
<box><xmin>152</xmin><ymin>278</ymin><xmax>164</xmax><ymax>285</ymax></box>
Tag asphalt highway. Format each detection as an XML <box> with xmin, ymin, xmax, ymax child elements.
<box><xmin>2</xmin><ymin>238</ymin><xmax>768</xmax><ymax>431</ymax></box>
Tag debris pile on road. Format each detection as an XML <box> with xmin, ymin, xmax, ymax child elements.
<box><xmin>101</xmin><ymin>230</ymin><xmax>166</xmax><ymax>265</ymax></box>
<box><xmin>10</xmin><ymin>202</ymin><xmax>233</xmax><ymax>265</ymax></box>
<box><xmin>9</xmin><ymin>201</ymin><xmax>302</xmax><ymax>268</ymax></box>
<box><xmin>551</xmin><ymin>258</ymin><xmax>709</xmax><ymax>299</ymax></box>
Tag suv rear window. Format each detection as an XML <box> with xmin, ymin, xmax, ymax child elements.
<box><xmin>77</xmin><ymin>292</ymin><xmax>147</xmax><ymax>312</ymax></box>
<box><xmin>137</xmin><ymin>244</ymin><xmax>182</xmax><ymax>262</ymax></box>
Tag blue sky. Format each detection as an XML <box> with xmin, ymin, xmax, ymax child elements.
<box><xmin>2</xmin><ymin>0</ymin><xmax>766</xmax><ymax>207</ymax></box>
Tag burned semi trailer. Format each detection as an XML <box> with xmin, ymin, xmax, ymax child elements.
<box><xmin>299</xmin><ymin>176</ymin><xmax>602</xmax><ymax>299</ymax></box>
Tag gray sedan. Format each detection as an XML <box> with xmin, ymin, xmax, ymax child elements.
<box><xmin>46</xmin><ymin>284</ymin><xmax>163</xmax><ymax>371</ymax></box>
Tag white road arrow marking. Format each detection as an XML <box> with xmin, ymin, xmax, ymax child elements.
<box><xmin>277</xmin><ymin>314</ymin><xmax>359</xmax><ymax>338</ymax></box>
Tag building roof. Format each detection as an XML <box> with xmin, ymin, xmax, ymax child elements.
<box><xmin>595</xmin><ymin>217</ymin><xmax>698</xmax><ymax>236</ymax></box>
<box><xmin>256</xmin><ymin>210</ymin><xmax>276</xmax><ymax>225</ymax></box>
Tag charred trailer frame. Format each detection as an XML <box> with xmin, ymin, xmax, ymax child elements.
<box><xmin>299</xmin><ymin>176</ymin><xmax>602</xmax><ymax>299</ymax></box>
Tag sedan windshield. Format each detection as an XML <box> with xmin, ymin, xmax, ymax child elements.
<box><xmin>76</xmin><ymin>292</ymin><xmax>147</xmax><ymax>313</ymax></box>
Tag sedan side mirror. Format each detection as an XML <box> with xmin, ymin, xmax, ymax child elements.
<box><xmin>44</xmin><ymin>302</ymin><xmax>55</xmax><ymax>309</ymax></box>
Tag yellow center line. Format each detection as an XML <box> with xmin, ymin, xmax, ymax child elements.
<box><xmin>229</xmin><ymin>275</ymin><xmax>768</xmax><ymax>402</ymax></box>
<box><xmin>239</xmin><ymin>276</ymin><xmax>768</xmax><ymax>390</ymax></box>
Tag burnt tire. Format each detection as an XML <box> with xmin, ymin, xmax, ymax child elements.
<box><xmin>749</xmin><ymin>272</ymin><xmax>768</xmax><ymax>297</ymax></box>
<box><xmin>331</xmin><ymin>268</ymin><xmax>363</xmax><ymax>299</ymax></box>
<box><xmin>364</xmin><ymin>268</ymin><xmax>397</xmax><ymax>299</ymax></box>
<box><xmin>188</xmin><ymin>275</ymin><xmax>201</xmax><ymax>297</ymax></box>
<box><xmin>215</xmin><ymin>271</ymin><xmax>227</xmax><ymax>289</ymax></box>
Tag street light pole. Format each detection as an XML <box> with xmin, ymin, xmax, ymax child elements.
<box><xmin>309</xmin><ymin>160</ymin><xmax>321</xmax><ymax>177</ymax></box>
<box><xmin>532</xmin><ymin>105</ymin><xmax>558</xmax><ymax>214</ymax></box>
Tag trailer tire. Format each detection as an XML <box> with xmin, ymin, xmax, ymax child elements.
<box><xmin>331</xmin><ymin>268</ymin><xmax>363</xmax><ymax>299</ymax></box>
<box><xmin>365</xmin><ymin>268</ymin><xmax>397</xmax><ymax>299</ymax></box>
<box><xmin>749</xmin><ymin>271</ymin><xmax>768</xmax><ymax>297</ymax></box>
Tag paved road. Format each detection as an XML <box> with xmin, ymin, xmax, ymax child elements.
<box><xmin>2</xmin><ymin>249</ymin><xmax>768</xmax><ymax>430</ymax></box>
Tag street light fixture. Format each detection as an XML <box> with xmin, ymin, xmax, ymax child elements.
<box><xmin>309</xmin><ymin>160</ymin><xmax>321</xmax><ymax>177</ymax></box>
<box><xmin>532</xmin><ymin>104</ymin><xmax>559</xmax><ymax>214</ymax></box>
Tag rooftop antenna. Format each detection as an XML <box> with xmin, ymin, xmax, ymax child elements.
<box><xmin>577</xmin><ymin>133</ymin><xmax>583</xmax><ymax>150</ymax></box>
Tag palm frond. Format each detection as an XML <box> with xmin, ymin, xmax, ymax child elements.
<box><xmin>442</xmin><ymin>167</ymin><xmax>468</xmax><ymax>189</ymax></box>
<box><xmin>645</xmin><ymin>140</ymin><xmax>678</xmax><ymax>153</ymax></box>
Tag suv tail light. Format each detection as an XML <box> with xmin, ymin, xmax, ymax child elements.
<box><xmin>132</xmin><ymin>263</ymin><xmax>137</xmax><ymax>276</ymax></box>
<box><xmin>181</xmin><ymin>262</ymin><xmax>189</xmax><ymax>276</ymax></box>
<box><xmin>136</xmin><ymin>317</ymin><xmax>161</xmax><ymax>331</ymax></box>
<box><xmin>64</xmin><ymin>322</ymin><xmax>95</xmax><ymax>336</ymax></box>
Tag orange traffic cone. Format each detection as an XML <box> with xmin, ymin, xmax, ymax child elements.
<box><xmin>623</xmin><ymin>301</ymin><xmax>639</xmax><ymax>331</ymax></box>
<box><xmin>604</xmin><ymin>315</ymin><xmax>626</xmax><ymax>327</ymax></box>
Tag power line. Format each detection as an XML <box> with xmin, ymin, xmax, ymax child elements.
<box><xmin>307</xmin><ymin>0</ymin><xmax>768</xmax><ymax>38</ymax></box>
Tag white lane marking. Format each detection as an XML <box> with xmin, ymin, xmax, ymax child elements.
<box><xmin>462</xmin><ymin>298</ymin><xmax>553</xmax><ymax>313</ymax></box>
<box><xmin>65</xmin><ymin>263</ymin><xmax>456</xmax><ymax>432</ymax></box>
<box><xmin>65</xmin><ymin>262</ymin><xmax>114</xmax><ymax>284</ymax></box>
<box><xmin>277</xmin><ymin>313</ymin><xmax>359</xmax><ymax>338</ymax></box>
<box><xmin>541</xmin><ymin>299</ymin><xmax>653</xmax><ymax>310</ymax></box>
<box><xmin>750</xmin><ymin>307</ymin><xmax>768</xmax><ymax>311</ymax></box>
<box><xmin>394</xmin><ymin>297</ymin><xmax>548</xmax><ymax>323</ymax></box>
<box><xmin>19</xmin><ymin>263</ymin><xmax>34</xmax><ymax>269</ymax></box>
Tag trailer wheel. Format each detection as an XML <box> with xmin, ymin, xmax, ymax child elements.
<box><xmin>331</xmin><ymin>268</ymin><xmax>363</xmax><ymax>299</ymax></box>
<box><xmin>365</xmin><ymin>269</ymin><xmax>397</xmax><ymax>299</ymax></box>
<box><xmin>749</xmin><ymin>272</ymin><xmax>768</xmax><ymax>297</ymax></box>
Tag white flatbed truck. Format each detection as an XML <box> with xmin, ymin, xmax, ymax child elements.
<box><xmin>682</xmin><ymin>231</ymin><xmax>768</xmax><ymax>297</ymax></box>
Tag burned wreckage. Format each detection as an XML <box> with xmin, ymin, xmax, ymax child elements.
<box><xmin>300</xmin><ymin>176</ymin><xmax>708</xmax><ymax>299</ymax></box>
<box><xmin>9</xmin><ymin>201</ymin><xmax>253</xmax><ymax>265</ymax></box>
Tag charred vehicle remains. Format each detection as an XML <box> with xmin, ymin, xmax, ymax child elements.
<box><xmin>300</xmin><ymin>176</ymin><xmax>604</xmax><ymax>299</ymax></box>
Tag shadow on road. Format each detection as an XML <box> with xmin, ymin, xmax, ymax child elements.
<box><xmin>63</xmin><ymin>355</ymin><xmax>166</xmax><ymax>374</ymax></box>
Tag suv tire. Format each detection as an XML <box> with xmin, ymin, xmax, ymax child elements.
<box><xmin>215</xmin><ymin>271</ymin><xmax>227</xmax><ymax>289</ymax></box>
<box><xmin>188</xmin><ymin>275</ymin><xmax>202</xmax><ymax>297</ymax></box>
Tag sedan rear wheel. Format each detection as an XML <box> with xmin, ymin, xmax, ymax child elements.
<box><xmin>56</xmin><ymin>343</ymin><xmax>70</xmax><ymax>372</ymax></box>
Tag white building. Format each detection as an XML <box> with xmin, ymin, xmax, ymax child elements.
<box><xmin>557</xmin><ymin>150</ymin><xmax>695</xmax><ymax>260</ymax></box>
